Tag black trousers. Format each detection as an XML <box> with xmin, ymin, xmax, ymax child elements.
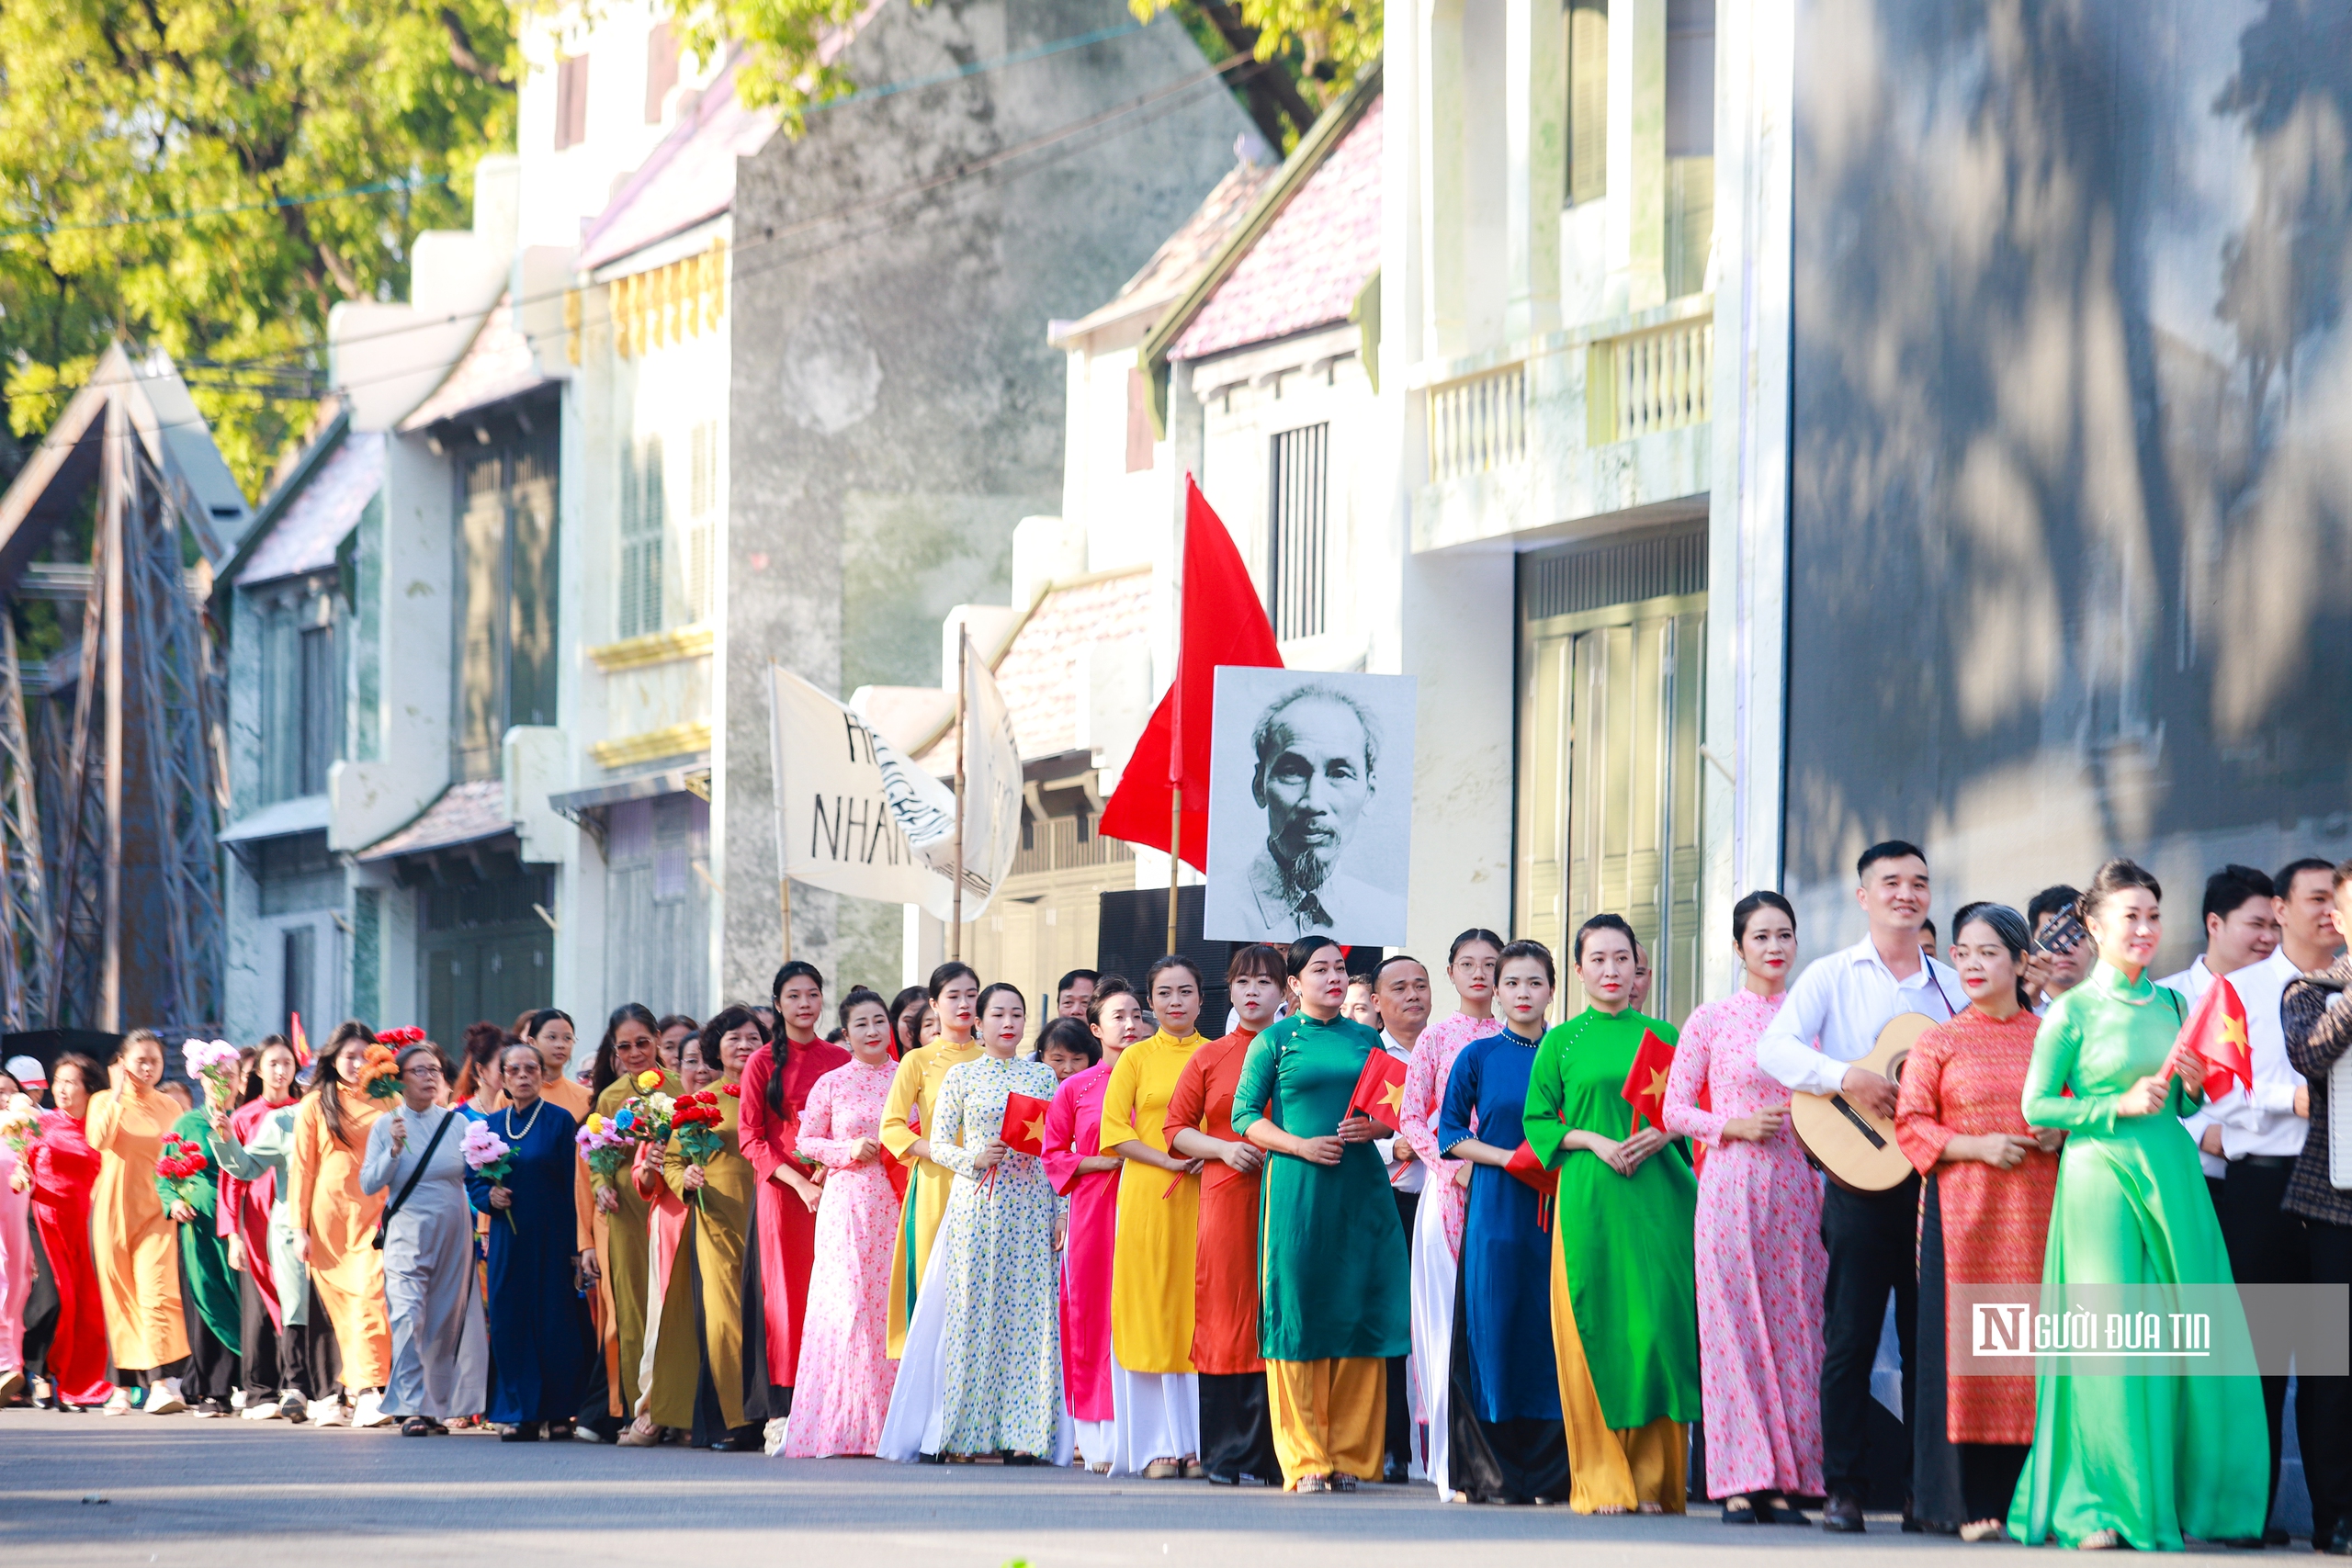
<box><xmin>1385</xmin><ymin>1187</ymin><xmax>1419</xmax><ymax>1472</ymax></box>
<box><xmin>2214</xmin><ymin>1159</ymin><xmax>2309</xmax><ymax>1530</ymax></box>
<box><xmin>302</xmin><ymin>1273</ymin><xmax>343</xmax><ymax>1397</ymax></box>
<box><xmin>1821</xmin><ymin>1175</ymin><xmax>1919</xmax><ymax>1501</ymax></box>
<box><xmin>2304</xmin><ymin>1218</ymin><xmax>2352</xmax><ymax>1547</ymax></box>
<box><xmin>237</xmin><ymin>1265</ymin><xmax>311</xmax><ymax>1402</ymax></box>
<box><xmin>19</xmin><ymin>1215</ymin><xmax>58</xmax><ymax>1384</ymax></box>
<box><xmin>1960</xmin><ymin>1443</ymin><xmax>2029</xmax><ymax>1525</ymax></box>
<box><xmin>1198</xmin><ymin>1371</ymin><xmax>1281</xmax><ymax>1483</ymax></box>
<box><xmin>177</xmin><ymin>1259</ymin><xmax>239</xmax><ymax>1405</ymax></box>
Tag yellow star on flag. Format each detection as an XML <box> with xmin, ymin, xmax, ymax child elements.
<box><xmin>1645</xmin><ymin>1066</ymin><xmax>1670</xmax><ymax>1100</ymax></box>
<box><xmin>1023</xmin><ymin>1113</ymin><xmax>1048</xmax><ymax>1146</ymax></box>
<box><xmin>2220</xmin><ymin>1015</ymin><xmax>2248</xmax><ymax>1052</ymax></box>
<box><xmin>1380</xmin><ymin>1080</ymin><xmax>1406</xmax><ymax>1117</ymax></box>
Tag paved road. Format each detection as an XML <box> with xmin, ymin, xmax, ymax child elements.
<box><xmin>0</xmin><ymin>1410</ymin><xmax>2245</xmax><ymax>1568</ymax></box>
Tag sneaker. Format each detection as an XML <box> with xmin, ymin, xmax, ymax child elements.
<box><xmin>102</xmin><ymin>1389</ymin><xmax>134</xmax><ymax>1416</ymax></box>
<box><xmin>351</xmin><ymin>1390</ymin><xmax>394</xmax><ymax>1428</ymax></box>
<box><xmin>279</xmin><ymin>1393</ymin><xmax>309</xmax><ymax>1423</ymax></box>
<box><xmin>189</xmin><ymin>1401</ymin><xmax>224</xmax><ymax>1419</ymax></box>
<box><xmin>229</xmin><ymin>1388</ymin><xmax>247</xmax><ymax>1410</ymax></box>
<box><xmin>145</xmin><ymin>1386</ymin><xmax>187</xmax><ymax>1416</ymax></box>
<box><xmin>761</xmin><ymin>1417</ymin><xmax>789</xmax><ymax>1456</ymax></box>
<box><xmin>309</xmin><ymin>1397</ymin><xmax>349</xmax><ymax>1427</ymax></box>
<box><xmin>240</xmin><ymin>1401</ymin><xmax>283</xmax><ymax>1421</ymax></box>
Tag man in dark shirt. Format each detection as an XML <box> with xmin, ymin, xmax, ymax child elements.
<box><xmin>2282</xmin><ymin>858</ymin><xmax>2352</xmax><ymax>1556</ymax></box>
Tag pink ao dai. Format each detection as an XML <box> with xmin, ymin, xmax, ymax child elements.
<box><xmin>1661</xmin><ymin>987</ymin><xmax>1826</xmax><ymax>1500</ymax></box>
<box><xmin>1398</xmin><ymin>1012</ymin><xmax>1502</xmax><ymax>1256</ymax></box>
<box><xmin>785</xmin><ymin>1057</ymin><xmax>900</xmax><ymax>1457</ymax></box>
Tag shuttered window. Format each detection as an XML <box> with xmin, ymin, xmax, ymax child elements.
<box><xmin>685</xmin><ymin>421</ymin><xmax>717</xmax><ymax>623</ymax></box>
<box><xmin>1566</xmin><ymin>0</ymin><xmax>1609</xmax><ymax>207</ymax></box>
<box><xmin>555</xmin><ymin>53</ymin><xmax>590</xmax><ymax>150</ymax></box>
<box><xmin>1267</xmin><ymin>423</ymin><xmax>1329</xmax><ymax>642</ymax></box>
<box><xmin>618</xmin><ymin>434</ymin><xmax>665</xmax><ymax>639</ymax></box>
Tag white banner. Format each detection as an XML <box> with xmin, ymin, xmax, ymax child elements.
<box><xmin>954</xmin><ymin>636</ymin><xmax>1023</xmax><ymax>911</ymax></box>
<box><xmin>768</xmin><ymin>665</ymin><xmax>955</xmax><ymax>919</ymax></box>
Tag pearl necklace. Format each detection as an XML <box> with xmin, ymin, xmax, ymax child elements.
<box><xmin>502</xmin><ymin>1095</ymin><xmax>547</xmax><ymax>1143</ymax></box>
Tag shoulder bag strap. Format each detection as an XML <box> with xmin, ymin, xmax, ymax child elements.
<box><xmin>374</xmin><ymin>1111</ymin><xmax>457</xmax><ymax>1250</ymax></box>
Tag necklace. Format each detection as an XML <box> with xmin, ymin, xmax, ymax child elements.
<box><xmin>503</xmin><ymin>1096</ymin><xmax>547</xmax><ymax>1143</ymax></box>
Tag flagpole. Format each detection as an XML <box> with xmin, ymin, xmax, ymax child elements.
<box><xmin>951</xmin><ymin>624</ymin><xmax>968</xmax><ymax>963</ymax></box>
<box><xmin>1166</xmin><ymin>477</ymin><xmax>1187</xmax><ymax>959</ymax></box>
<box><xmin>779</xmin><ymin>876</ymin><xmax>793</xmax><ymax>964</ymax></box>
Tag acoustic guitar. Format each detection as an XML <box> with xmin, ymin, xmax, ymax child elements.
<box><xmin>1789</xmin><ymin>1012</ymin><xmax>1934</xmax><ymax>1192</ymax></box>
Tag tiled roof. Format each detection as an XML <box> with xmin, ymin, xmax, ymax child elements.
<box><xmin>577</xmin><ymin>56</ymin><xmax>777</xmax><ymax>274</ymax></box>
<box><xmin>914</xmin><ymin>566</ymin><xmax>1155</xmax><ymax>770</ymax></box>
<box><xmin>358</xmin><ymin>779</ymin><xmax>513</xmax><ymax>862</ymax></box>
<box><xmin>397</xmin><ymin>294</ymin><xmax>554</xmax><ymax>432</ymax></box>
<box><xmin>1060</xmin><ymin>159</ymin><xmax>1281</xmax><ymax>339</ymax></box>
<box><xmin>1169</xmin><ymin>93</ymin><xmax>1383</xmax><ymax>362</ymax></box>
<box><xmin>236</xmin><ymin>431</ymin><xmax>382</xmax><ymax>586</ymax></box>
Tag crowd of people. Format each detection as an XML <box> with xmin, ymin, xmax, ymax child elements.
<box><xmin>1</xmin><ymin>841</ymin><xmax>2348</xmax><ymax>1555</ymax></box>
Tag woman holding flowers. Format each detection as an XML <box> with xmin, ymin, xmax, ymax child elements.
<box><xmin>161</xmin><ymin>1049</ymin><xmax>241</xmax><ymax>1417</ymax></box>
<box><xmin>903</xmin><ymin>981</ymin><xmax>1064</xmax><ymax>1461</ymax></box>
<box><xmin>739</xmin><ymin>961</ymin><xmax>848</xmax><ymax>1439</ymax></box>
<box><xmin>588</xmin><ymin>1003</ymin><xmax>682</xmax><ymax>1443</ymax></box>
<box><xmin>290</xmin><ymin>1021</ymin><xmax>395</xmax><ymax>1427</ymax></box>
<box><xmin>87</xmin><ymin>1029</ymin><xmax>191</xmax><ymax>1414</ymax></box>
<box><xmin>785</xmin><ymin>987</ymin><xmax>901</xmax><ymax>1457</ymax></box>
<box><xmin>363</xmin><ymin>1042</ymin><xmax>486</xmax><ymax>1434</ymax></box>
<box><xmin>656</xmin><ymin>1009</ymin><xmax>763</xmax><ymax>1450</ymax></box>
<box><xmin>11</xmin><ymin>1053</ymin><xmax>110</xmax><ymax>1406</ymax></box>
<box><xmin>465</xmin><ymin>1040</ymin><xmax>593</xmax><ymax>1442</ymax></box>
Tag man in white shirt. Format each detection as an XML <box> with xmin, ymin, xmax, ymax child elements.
<box><xmin>1371</xmin><ymin>953</ymin><xmax>1432</xmax><ymax>1485</ymax></box>
<box><xmin>1755</xmin><ymin>840</ymin><xmax>1962</xmax><ymax>1533</ymax></box>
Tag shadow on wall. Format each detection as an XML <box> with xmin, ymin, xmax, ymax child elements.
<box><xmin>1787</xmin><ymin>0</ymin><xmax>2352</xmax><ymax>927</ymax></box>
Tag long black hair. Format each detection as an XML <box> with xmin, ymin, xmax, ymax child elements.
<box><xmin>240</xmin><ymin>1034</ymin><xmax>295</xmax><ymax>1106</ymax></box>
<box><xmin>765</xmin><ymin>960</ymin><xmax>826</xmax><ymax>1114</ymax></box>
<box><xmin>311</xmin><ymin>1020</ymin><xmax>378</xmax><ymax>1148</ymax></box>
<box><xmin>887</xmin><ymin>986</ymin><xmax>929</xmax><ymax>1058</ymax></box>
<box><xmin>592</xmin><ymin>1002</ymin><xmax>662</xmax><ymax>1100</ymax></box>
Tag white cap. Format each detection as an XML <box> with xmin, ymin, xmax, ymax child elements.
<box><xmin>4</xmin><ymin>1055</ymin><xmax>44</xmax><ymax>1085</ymax></box>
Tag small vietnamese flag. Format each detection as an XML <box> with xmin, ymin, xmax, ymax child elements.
<box><xmin>289</xmin><ymin>1011</ymin><xmax>311</xmax><ymax>1067</ymax></box>
<box><xmin>1348</xmin><ymin>1046</ymin><xmax>1410</xmax><ymax>1126</ymax></box>
<box><xmin>1504</xmin><ymin>1139</ymin><xmax>1559</xmax><ymax>1231</ymax></box>
<box><xmin>2171</xmin><ymin>976</ymin><xmax>2256</xmax><ymax>1108</ymax></box>
<box><xmin>1620</xmin><ymin>1028</ymin><xmax>1678</xmax><ymax>1133</ymax></box>
<box><xmin>1000</xmin><ymin>1093</ymin><xmax>1053</xmax><ymax>1159</ymax></box>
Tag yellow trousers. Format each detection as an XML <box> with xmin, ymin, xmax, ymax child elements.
<box><xmin>1550</xmin><ymin>1230</ymin><xmax>1686</xmax><ymax>1513</ymax></box>
<box><xmin>1266</xmin><ymin>1358</ymin><xmax>1385</xmax><ymax>1488</ymax></box>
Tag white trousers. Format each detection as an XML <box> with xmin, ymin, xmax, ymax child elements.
<box><xmin>1107</xmin><ymin>1361</ymin><xmax>1200</xmax><ymax>1475</ymax></box>
<box><xmin>1408</xmin><ymin>1183</ymin><xmax>1459</xmax><ymax>1496</ymax></box>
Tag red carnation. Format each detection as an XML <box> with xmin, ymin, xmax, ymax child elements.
<box><xmin>721</xmin><ymin>1083</ymin><xmax>741</xmax><ymax>1099</ymax></box>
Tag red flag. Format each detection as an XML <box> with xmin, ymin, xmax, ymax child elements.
<box><xmin>1349</xmin><ymin>1047</ymin><xmax>1410</xmax><ymax>1125</ymax></box>
<box><xmin>1000</xmin><ymin>1093</ymin><xmax>1053</xmax><ymax>1159</ymax></box>
<box><xmin>1620</xmin><ymin>1028</ymin><xmax>1678</xmax><ymax>1133</ymax></box>
<box><xmin>1097</xmin><ymin>479</ymin><xmax>1283</xmax><ymax>869</ymax></box>
<box><xmin>2171</xmin><ymin>976</ymin><xmax>2255</xmax><ymax>1104</ymax></box>
<box><xmin>289</xmin><ymin>1011</ymin><xmax>311</xmax><ymax>1067</ymax></box>
<box><xmin>1504</xmin><ymin>1140</ymin><xmax>1558</xmax><ymax>1232</ymax></box>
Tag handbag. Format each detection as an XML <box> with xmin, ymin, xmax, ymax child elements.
<box><xmin>374</xmin><ymin>1110</ymin><xmax>457</xmax><ymax>1249</ymax></box>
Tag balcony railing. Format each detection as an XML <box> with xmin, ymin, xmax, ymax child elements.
<box><xmin>1588</xmin><ymin>316</ymin><xmax>1713</xmax><ymax>445</ymax></box>
<box><xmin>1427</xmin><ymin>364</ymin><xmax>1527</xmax><ymax>483</ymax></box>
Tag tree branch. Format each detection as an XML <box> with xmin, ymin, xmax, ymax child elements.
<box><xmin>439</xmin><ymin>7</ymin><xmax>514</xmax><ymax>89</ymax></box>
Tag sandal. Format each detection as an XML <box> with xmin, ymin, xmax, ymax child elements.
<box><xmin>1960</xmin><ymin>1520</ymin><xmax>2009</xmax><ymax>1543</ymax></box>
<box><xmin>401</xmin><ymin>1417</ymin><xmax>432</xmax><ymax>1437</ymax></box>
<box><xmin>2080</xmin><ymin>1529</ymin><xmax>2124</xmax><ymax>1551</ymax></box>
<box><xmin>1723</xmin><ymin>1495</ymin><xmax>1760</xmax><ymax>1524</ymax></box>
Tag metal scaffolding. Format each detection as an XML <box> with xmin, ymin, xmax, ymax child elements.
<box><xmin>0</xmin><ymin>345</ymin><xmax>246</xmax><ymax>1038</ymax></box>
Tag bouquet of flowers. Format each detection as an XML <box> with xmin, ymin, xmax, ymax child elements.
<box><xmin>670</xmin><ymin>1083</ymin><xmax>740</xmax><ymax>1209</ymax></box>
<box><xmin>1</xmin><ymin>1092</ymin><xmax>40</xmax><ymax>1164</ymax></box>
<box><xmin>156</xmin><ymin>1134</ymin><xmax>209</xmax><ymax>1207</ymax></box>
<box><xmin>461</xmin><ymin>1122</ymin><xmax>516</xmax><ymax>1231</ymax></box>
<box><xmin>360</xmin><ymin>1028</ymin><xmax>425</xmax><ymax>1101</ymax></box>
<box><xmin>610</xmin><ymin>1068</ymin><xmax>675</xmax><ymax>1148</ymax></box>
<box><xmin>576</xmin><ymin>1113</ymin><xmax>634</xmax><ymax>1189</ymax></box>
<box><xmin>181</xmin><ymin>1039</ymin><xmax>241</xmax><ymax>1110</ymax></box>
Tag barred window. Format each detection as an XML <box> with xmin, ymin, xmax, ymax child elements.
<box><xmin>1267</xmin><ymin>423</ymin><xmax>1329</xmax><ymax>642</ymax></box>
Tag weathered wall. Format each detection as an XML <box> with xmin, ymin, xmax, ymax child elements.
<box><xmin>1788</xmin><ymin>0</ymin><xmax>2352</xmax><ymax>966</ymax></box>
<box><xmin>723</xmin><ymin>0</ymin><xmax>1252</xmax><ymax>998</ymax></box>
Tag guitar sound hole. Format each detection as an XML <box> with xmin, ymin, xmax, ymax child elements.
<box><xmin>1829</xmin><ymin>1095</ymin><xmax>1888</xmax><ymax>1150</ymax></box>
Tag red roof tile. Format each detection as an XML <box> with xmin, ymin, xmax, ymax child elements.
<box><xmin>1169</xmin><ymin>94</ymin><xmax>1383</xmax><ymax>361</ymax></box>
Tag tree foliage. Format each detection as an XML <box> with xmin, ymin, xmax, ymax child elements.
<box><xmin>687</xmin><ymin>0</ymin><xmax>1379</xmax><ymax>152</ymax></box>
<box><xmin>0</xmin><ymin>0</ymin><xmax>517</xmax><ymax>497</ymax></box>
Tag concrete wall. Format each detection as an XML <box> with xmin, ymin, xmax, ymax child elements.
<box><xmin>722</xmin><ymin>0</ymin><xmax>1252</xmax><ymax>1001</ymax></box>
<box><xmin>1787</xmin><ymin>0</ymin><xmax>2352</xmax><ymax>970</ymax></box>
